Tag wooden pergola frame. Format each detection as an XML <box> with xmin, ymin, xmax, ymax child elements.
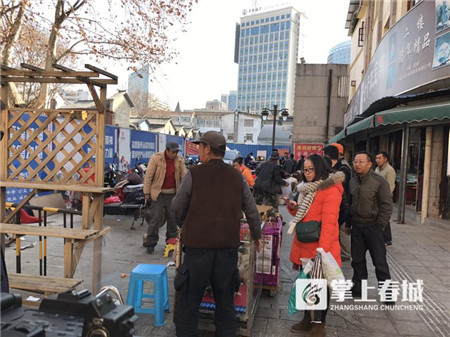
<box><xmin>0</xmin><ymin>63</ymin><xmax>117</xmax><ymax>291</ymax></box>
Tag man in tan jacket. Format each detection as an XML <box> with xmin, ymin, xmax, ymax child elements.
<box><xmin>143</xmin><ymin>142</ymin><xmax>186</xmax><ymax>253</ymax></box>
<box><xmin>375</xmin><ymin>151</ymin><xmax>396</xmax><ymax>247</ymax></box>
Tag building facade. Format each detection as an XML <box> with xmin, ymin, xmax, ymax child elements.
<box><xmin>336</xmin><ymin>0</ymin><xmax>450</xmax><ymax>224</ymax></box>
<box><xmin>205</xmin><ymin>99</ymin><xmax>227</xmax><ymax>110</ymax></box>
<box><xmin>128</xmin><ymin>64</ymin><xmax>150</xmax><ymax>97</ymax></box>
<box><xmin>292</xmin><ymin>64</ymin><xmax>349</xmax><ymax>145</ymax></box>
<box><xmin>327</xmin><ymin>40</ymin><xmax>351</xmax><ymax>64</ymax></box>
<box><xmin>220</xmin><ymin>90</ymin><xmax>238</xmax><ymax>111</ymax></box>
<box><xmin>236</xmin><ymin>6</ymin><xmax>301</xmax><ymax>115</ymax></box>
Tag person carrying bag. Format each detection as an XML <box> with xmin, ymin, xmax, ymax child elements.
<box><xmin>285</xmin><ymin>154</ymin><xmax>344</xmax><ymax>337</ymax></box>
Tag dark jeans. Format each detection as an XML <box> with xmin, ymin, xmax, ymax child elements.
<box><xmin>383</xmin><ymin>222</ymin><xmax>392</xmax><ymax>243</ymax></box>
<box><xmin>146</xmin><ymin>193</ymin><xmax>177</xmax><ymax>246</ymax></box>
<box><xmin>351</xmin><ymin>225</ymin><xmax>392</xmax><ymax>294</ymax></box>
<box><xmin>175</xmin><ymin>247</ymin><xmax>238</xmax><ymax>337</ymax></box>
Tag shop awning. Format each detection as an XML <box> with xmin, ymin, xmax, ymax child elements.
<box><xmin>327</xmin><ymin>129</ymin><xmax>345</xmax><ymax>144</ymax></box>
<box><xmin>346</xmin><ymin>115</ymin><xmax>375</xmax><ymax>135</ymax></box>
<box><xmin>375</xmin><ymin>102</ymin><xmax>450</xmax><ymax>126</ymax></box>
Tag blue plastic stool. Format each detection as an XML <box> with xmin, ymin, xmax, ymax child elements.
<box><xmin>127</xmin><ymin>264</ymin><xmax>170</xmax><ymax>326</ymax></box>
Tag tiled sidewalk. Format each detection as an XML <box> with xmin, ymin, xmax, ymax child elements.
<box><xmin>4</xmin><ymin>207</ymin><xmax>449</xmax><ymax>337</ymax></box>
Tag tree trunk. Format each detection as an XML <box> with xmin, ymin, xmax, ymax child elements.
<box><xmin>1</xmin><ymin>2</ymin><xmax>27</xmax><ymax>106</ymax></box>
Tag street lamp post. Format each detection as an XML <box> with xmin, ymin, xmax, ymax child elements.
<box><xmin>261</xmin><ymin>104</ymin><xmax>289</xmax><ymax>149</ymax></box>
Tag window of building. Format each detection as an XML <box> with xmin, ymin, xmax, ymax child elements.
<box><xmin>261</xmin><ymin>24</ymin><xmax>269</xmax><ymax>34</ymax></box>
<box><xmin>244</xmin><ymin>119</ymin><xmax>254</xmax><ymax>127</ymax></box>
<box><xmin>245</xmin><ymin>134</ymin><xmax>253</xmax><ymax>142</ymax></box>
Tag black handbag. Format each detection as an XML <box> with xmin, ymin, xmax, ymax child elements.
<box><xmin>295</xmin><ymin>220</ymin><xmax>321</xmax><ymax>243</ymax></box>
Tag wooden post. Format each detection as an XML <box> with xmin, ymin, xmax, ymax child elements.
<box><xmin>0</xmin><ymin>83</ymin><xmax>8</xmax><ymax>253</ymax></box>
<box><xmin>397</xmin><ymin>124</ymin><xmax>410</xmax><ymax>224</ymax></box>
<box><xmin>91</xmin><ymin>86</ymin><xmax>107</xmax><ymax>294</ymax></box>
<box><xmin>421</xmin><ymin>127</ymin><xmax>432</xmax><ymax>224</ymax></box>
<box><xmin>63</xmin><ymin>239</ymin><xmax>74</xmax><ymax>278</ymax></box>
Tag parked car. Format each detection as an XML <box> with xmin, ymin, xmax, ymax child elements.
<box><xmin>223</xmin><ymin>150</ymin><xmax>242</xmax><ymax>165</ymax></box>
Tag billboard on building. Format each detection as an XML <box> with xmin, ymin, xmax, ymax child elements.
<box><xmin>345</xmin><ymin>0</ymin><xmax>450</xmax><ymax>126</ymax></box>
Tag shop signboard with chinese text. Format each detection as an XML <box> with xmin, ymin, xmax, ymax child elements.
<box><xmin>345</xmin><ymin>0</ymin><xmax>450</xmax><ymax>126</ymax></box>
<box><xmin>294</xmin><ymin>144</ymin><xmax>323</xmax><ymax>160</ymax></box>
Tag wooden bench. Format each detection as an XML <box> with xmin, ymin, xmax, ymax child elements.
<box><xmin>9</xmin><ymin>273</ymin><xmax>82</xmax><ymax>296</ymax></box>
<box><xmin>0</xmin><ymin>181</ymin><xmax>113</xmax><ymax>194</ymax></box>
<box><xmin>0</xmin><ymin>223</ymin><xmax>110</xmax><ymax>278</ymax></box>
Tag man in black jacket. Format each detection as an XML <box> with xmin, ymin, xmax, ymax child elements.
<box><xmin>172</xmin><ymin>131</ymin><xmax>262</xmax><ymax>337</ymax></box>
<box><xmin>254</xmin><ymin>151</ymin><xmax>288</xmax><ymax>210</ymax></box>
<box><xmin>323</xmin><ymin>145</ymin><xmax>351</xmax><ymax>260</ymax></box>
<box><xmin>349</xmin><ymin>151</ymin><xmax>394</xmax><ymax>303</ymax></box>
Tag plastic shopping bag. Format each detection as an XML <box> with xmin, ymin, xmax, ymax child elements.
<box><xmin>317</xmin><ymin>248</ymin><xmax>344</xmax><ymax>287</ymax></box>
<box><xmin>288</xmin><ymin>269</ymin><xmax>309</xmax><ymax>315</ymax></box>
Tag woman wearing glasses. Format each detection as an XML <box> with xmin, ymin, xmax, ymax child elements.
<box><xmin>285</xmin><ymin>154</ymin><xmax>345</xmax><ymax>337</ymax></box>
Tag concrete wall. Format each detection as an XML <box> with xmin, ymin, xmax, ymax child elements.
<box><xmin>428</xmin><ymin>125</ymin><xmax>445</xmax><ymax>218</ymax></box>
<box><xmin>292</xmin><ymin>64</ymin><xmax>349</xmax><ymax>144</ymax></box>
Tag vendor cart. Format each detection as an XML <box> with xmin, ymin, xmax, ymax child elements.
<box><xmin>254</xmin><ymin>215</ymin><xmax>282</xmax><ymax>296</ymax></box>
<box><xmin>175</xmin><ymin>220</ymin><xmax>265</xmax><ymax>337</ymax></box>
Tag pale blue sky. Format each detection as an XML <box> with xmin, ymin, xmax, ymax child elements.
<box><xmin>114</xmin><ymin>0</ymin><xmax>350</xmax><ymax>110</ymax></box>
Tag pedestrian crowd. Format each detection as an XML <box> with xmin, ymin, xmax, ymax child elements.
<box><xmin>141</xmin><ymin>131</ymin><xmax>396</xmax><ymax>337</ymax></box>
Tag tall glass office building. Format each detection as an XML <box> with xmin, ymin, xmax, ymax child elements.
<box><xmin>327</xmin><ymin>40</ymin><xmax>351</xmax><ymax>64</ymax></box>
<box><xmin>236</xmin><ymin>7</ymin><xmax>301</xmax><ymax>114</ymax></box>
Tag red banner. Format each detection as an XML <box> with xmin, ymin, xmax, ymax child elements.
<box><xmin>186</xmin><ymin>140</ymin><xmax>198</xmax><ymax>155</ymax></box>
<box><xmin>294</xmin><ymin>143</ymin><xmax>323</xmax><ymax>161</ymax></box>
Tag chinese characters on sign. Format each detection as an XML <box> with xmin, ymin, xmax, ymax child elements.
<box><xmin>294</xmin><ymin>144</ymin><xmax>323</xmax><ymax>161</ymax></box>
<box><xmin>296</xmin><ymin>278</ymin><xmax>425</xmax><ymax>311</ymax></box>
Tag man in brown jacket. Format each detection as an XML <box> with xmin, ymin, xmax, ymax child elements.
<box><xmin>172</xmin><ymin>131</ymin><xmax>262</xmax><ymax>337</ymax></box>
<box><xmin>143</xmin><ymin>142</ymin><xmax>186</xmax><ymax>253</ymax></box>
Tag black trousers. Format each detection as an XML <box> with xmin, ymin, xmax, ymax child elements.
<box><xmin>383</xmin><ymin>222</ymin><xmax>392</xmax><ymax>243</ymax></box>
<box><xmin>175</xmin><ymin>247</ymin><xmax>238</xmax><ymax>337</ymax></box>
<box><xmin>351</xmin><ymin>225</ymin><xmax>392</xmax><ymax>294</ymax></box>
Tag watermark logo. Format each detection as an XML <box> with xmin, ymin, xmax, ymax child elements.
<box><xmin>295</xmin><ymin>279</ymin><xmax>328</xmax><ymax>310</ymax></box>
<box><xmin>327</xmin><ymin>279</ymin><xmax>425</xmax><ymax>311</ymax></box>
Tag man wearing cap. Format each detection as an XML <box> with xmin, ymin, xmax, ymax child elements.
<box><xmin>172</xmin><ymin>131</ymin><xmax>262</xmax><ymax>336</ymax></box>
<box><xmin>331</xmin><ymin>142</ymin><xmax>351</xmax><ymax>168</ymax></box>
<box><xmin>143</xmin><ymin>141</ymin><xmax>186</xmax><ymax>253</ymax></box>
<box><xmin>254</xmin><ymin>151</ymin><xmax>289</xmax><ymax>210</ymax></box>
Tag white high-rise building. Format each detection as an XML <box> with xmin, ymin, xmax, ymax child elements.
<box><xmin>236</xmin><ymin>6</ymin><xmax>301</xmax><ymax>114</ymax></box>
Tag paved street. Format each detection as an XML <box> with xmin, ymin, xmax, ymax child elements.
<box><xmin>4</xmin><ymin>206</ymin><xmax>450</xmax><ymax>337</ymax></box>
